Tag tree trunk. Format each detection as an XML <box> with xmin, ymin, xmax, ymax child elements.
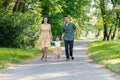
<box><xmin>3</xmin><ymin>0</ymin><xmax>11</xmax><ymax>9</ymax></box>
<box><xmin>118</xmin><ymin>29</ymin><xmax>120</xmax><ymax>39</ymax></box>
<box><xmin>107</xmin><ymin>27</ymin><xmax>112</xmax><ymax>40</ymax></box>
<box><xmin>95</xmin><ymin>30</ymin><xmax>100</xmax><ymax>38</ymax></box>
<box><xmin>111</xmin><ymin>0</ymin><xmax>119</xmax><ymax>40</ymax></box>
<box><xmin>100</xmin><ymin>0</ymin><xmax>108</xmax><ymax>41</ymax></box>
<box><xmin>103</xmin><ymin>25</ymin><xmax>108</xmax><ymax>41</ymax></box>
<box><xmin>111</xmin><ymin>26</ymin><xmax>117</xmax><ymax>40</ymax></box>
<box><xmin>13</xmin><ymin>0</ymin><xmax>26</xmax><ymax>13</ymax></box>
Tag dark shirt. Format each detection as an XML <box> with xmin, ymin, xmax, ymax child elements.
<box><xmin>62</xmin><ymin>22</ymin><xmax>76</xmax><ymax>40</ymax></box>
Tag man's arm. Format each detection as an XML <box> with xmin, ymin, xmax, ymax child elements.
<box><xmin>61</xmin><ymin>32</ymin><xmax>65</xmax><ymax>40</ymax></box>
<box><xmin>61</xmin><ymin>26</ymin><xmax>65</xmax><ymax>40</ymax></box>
<box><xmin>75</xmin><ymin>28</ymin><xmax>79</xmax><ymax>39</ymax></box>
<box><xmin>73</xmin><ymin>23</ymin><xmax>79</xmax><ymax>39</ymax></box>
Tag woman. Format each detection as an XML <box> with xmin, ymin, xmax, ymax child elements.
<box><xmin>32</xmin><ymin>17</ymin><xmax>52</xmax><ymax>62</ymax></box>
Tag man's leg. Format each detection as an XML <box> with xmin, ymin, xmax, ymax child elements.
<box><xmin>69</xmin><ymin>40</ymin><xmax>74</xmax><ymax>60</ymax></box>
<box><xmin>64</xmin><ymin>40</ymin><xmax>69</xmax><ymax>60</ymax></box>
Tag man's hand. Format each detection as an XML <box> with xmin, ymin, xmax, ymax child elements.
<box><xmin>76</xmin><ymin>36</ymin><xmax>79</xmax><ymax>40</ymax></box>
<box><xmin>75</xmin><ymin>29</ymin><xmax>79</xmax><ymax>40</ymax></box>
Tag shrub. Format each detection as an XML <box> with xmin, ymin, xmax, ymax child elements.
<box><xmin>0</xmin><ymin>9</ymin><xmax>42</xmax><ymax>48</ymax></box>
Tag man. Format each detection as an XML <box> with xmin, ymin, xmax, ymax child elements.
<box><xmin>62</xmin><ymin>16</ymin><xmax>77</xmax><ymax>61</ymax></box>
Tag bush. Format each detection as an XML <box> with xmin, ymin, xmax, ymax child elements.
<box><xmin>0</xmin><ymin>9</ymin><xmax>42</xmax><ymax>48</ymax></box>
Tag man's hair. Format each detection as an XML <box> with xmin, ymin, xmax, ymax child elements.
<box><xmin>64</xmin><ymin>15</ymin><xmax>69</xmax><ymax>18</ymax></box>
<box><xmin>64</xmin><ymin>15</ymin><xmax>68</xmax><ymax>18</ymax></box>
<box><xmin>64</xmin><ymin>15</ymin><xmax>69</xmax><ymax>19</ymax></box>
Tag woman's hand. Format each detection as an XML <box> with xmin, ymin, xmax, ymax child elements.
<box><xmin>31</xmin><ymin>36</ymin><xmax>35</xmax><ymax>40</ymax></box>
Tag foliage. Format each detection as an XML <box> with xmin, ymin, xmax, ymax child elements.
<box><xmin>0</xmin><ymin>1</ymin><xmax>42</xmax><ymax>48</ymax></box>
<box><xmin>91</xmin><ymin>0</ymin><xmax>120</xmax><ymax>40</ymax></box>
<box><xmin>95</xmin><ymin>18</ymin><xmax>103</xmax><ymax>31</ymax></box>
<box><xmin>1</xmin><ymin>0</ymin><xmax>119</xmax><ymax>48</ymax></box>
<box><xmin>40</xmin><ymin>0</ymin><xmax>91</xmax><ymax>38</ymax></box>
<box><xmin>113</xmin><ymin>5</ymin><xmax>120</xmax><ymax>13</ymax></box>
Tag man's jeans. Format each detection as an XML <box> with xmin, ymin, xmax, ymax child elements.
<box><xmin>64</xmin><ymin>40</ymin><xmax>74</xmax><ymax>59</ymax></box>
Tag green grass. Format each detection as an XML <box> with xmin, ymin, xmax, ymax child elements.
<box><xmin>88</xmin><ymin>40</ymin><xmax>120</xmax><ymax>75</ymax></box>
<box><xmin>0</xmin><ymin>48</ymin><xmax>41</xmax><ymax>69</ymax></box>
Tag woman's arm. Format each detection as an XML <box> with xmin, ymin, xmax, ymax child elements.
<box><xmin>49</xmin><ymin>24</ymin><xmax>53</xmax><ymax>39</ymax></box>
<box><xmin>32</xmin><ymin>25</ymin><xmax>41</xmax><ymax>39</ymax></box>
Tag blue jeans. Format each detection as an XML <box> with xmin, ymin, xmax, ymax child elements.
<box><xmin>64</xmin><ymin>40</ymin><xmax>74</xmax><ymax>59</ymax></box>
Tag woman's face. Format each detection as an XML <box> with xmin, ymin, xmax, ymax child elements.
<box><xmin>44</xmin><ymin>17</ymin><xmax>48</xmax><ymax>23</ymax></box>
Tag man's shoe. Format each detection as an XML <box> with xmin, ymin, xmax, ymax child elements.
<box><xmin>71</xmin><ymin>57</ymin><xmax>74</xmax><ymax>60</ymax></box>
<box><xmin>66</xmin><ymin>58</ymin><xmax>69</xmax><ymax>61</ymax></box>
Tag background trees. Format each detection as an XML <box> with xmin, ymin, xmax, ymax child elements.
<box><xmin>92</xmin><ymin>0</ymin><xmax>120</xmax><ymax>41</ymax></box>
<box><xmin>0</xmin><ymin>0</ymin><xmax>120</xmax><ymax>48</ymax></box>
<box><xmin>0</xmin><ymin>0</ymin><xmax>42</xmax><ymax>48</ymax></box>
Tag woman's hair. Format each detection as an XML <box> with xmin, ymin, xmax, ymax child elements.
<box><xmin>42</xmin><ymin>17</ymin><xmax>49</xmax><ymax>24</ymax></box>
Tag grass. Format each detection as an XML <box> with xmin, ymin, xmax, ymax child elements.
<box><xmin>88</xmin><ymin>40</ymin><xmax>120</xmax><ymax>75</ymax></box>
<box><xmin>0</xmin><ymin>48</ymin><xmax>41</xmax><ymax>69</ymax></box>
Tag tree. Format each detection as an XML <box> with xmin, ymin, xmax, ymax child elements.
<box><xmin>99</xmin><ymin>0</ymin><xmax>108</xmax><ymax>40</ymax></box>
<box><xmin>111</xmin><ymin>0</ymin><xmax>120</xmax><ymax>39</ymax></box>
<box><xmin>13</xmin><ymin>0</ymin><xmax>26</xmax><ymax>12</ymax></box>
<box><xmin>3</xmin><ymin>0</ymin><xmax>11</xmax><ymax>8</ymax></box>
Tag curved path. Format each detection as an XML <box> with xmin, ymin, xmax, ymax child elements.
<box><xmin>0</xmin><ymin>39</ymin><xmax>118</xmax><ymax>80</ymax></box>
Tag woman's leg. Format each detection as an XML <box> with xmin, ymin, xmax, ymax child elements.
<box><xmin>44</xmin><ymin>47</ymin><xmax>48</xmax><ymax>61</ymax></box>
<box><xmin>41</xmin><ymin>48</ymin><xmax>45</xmax><ymax>61</ymax></box>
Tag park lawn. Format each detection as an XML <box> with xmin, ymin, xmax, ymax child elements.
<box><xmin>88</xmin><ymin>40</ymin><xmax>120</xmax><ymax>75</ymax></box>
<box><xmin>0</xmin><ymin>48</ymin><xmax>41</xmax><ymax>69</ymax></box>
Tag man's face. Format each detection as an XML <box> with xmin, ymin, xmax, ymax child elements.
<box><xmin>64</xmin><ymin>17</ymin><xmax>69</xmax><ymax>23</ymax></box>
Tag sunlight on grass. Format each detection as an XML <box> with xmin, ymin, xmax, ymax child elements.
<box><xmin>88</xmin><ymin>40</ymin><xmax>120</xmax><ymax>75</ymax></box>
<box><xmin>102</xmin><ymin>59</ymin><xmax>120</xmax><ymax>64</ymax></box>
<box><xmin>0</xmin><ymin>48</ymin><xmax>41</xmax><ymax>69</ymax></box>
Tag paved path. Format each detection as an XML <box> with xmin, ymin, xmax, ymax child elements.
<box><xmin>0</xmin><ymin>39</ymin><xmax>119</xmax><ymax>80</ymax></box>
